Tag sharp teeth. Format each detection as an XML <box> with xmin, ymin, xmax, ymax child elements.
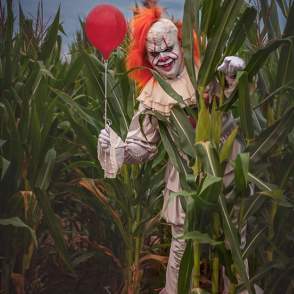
<box><xmin>158</xmin><ymin>59</ymin><xmax>173</xmax><ymax>66</ymax></box>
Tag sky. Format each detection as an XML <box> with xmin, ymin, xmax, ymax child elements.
<box><xmin>12</xmin><ymin>0</ymin><xmax>287</xmax><ymax>57</ymax></box>
<box><xmin>14</xmin><ymin>0</ymin><xmax>184</xmax><ymax>55</ymax></box>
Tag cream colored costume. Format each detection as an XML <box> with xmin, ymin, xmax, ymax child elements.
<box><xmin>98</xmin><ymin>67</ymin><xmax>243</xmax><ymax>293</ymax></box>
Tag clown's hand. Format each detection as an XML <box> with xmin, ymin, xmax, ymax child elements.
<box><xmin>98</xmin><ymin>128</ymin><xmax>111</xmax><ymax>150</ymax></box>
<box><xmin>217</xmin><ymin>56</ymin><xmax>245</xmax><ymax>77</ymax></box>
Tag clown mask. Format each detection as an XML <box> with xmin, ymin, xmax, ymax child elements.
<box><xmin>146</xmin><ymin>18</ymin><xmax>183</xmax><ymax>79</ymax></box>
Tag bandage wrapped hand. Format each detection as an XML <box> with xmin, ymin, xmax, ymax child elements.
<box><xmin>97</xmin><ymin>126</ymin><xmax>125</xmax><ymax>178</ymax></box>
<box><xmin>217</xmin><ymin>56</ymin><xmax>246</xmax><ymax>95</ymax></box>
<box><xmin>217</xmin><ymin>56</ymin><xmax>245</xmax><ymax>77</ymax></box>
<box><xmin>98</xmin><ymin>128</ymin><xmax>111</xmax><ymax>151</ymax></box>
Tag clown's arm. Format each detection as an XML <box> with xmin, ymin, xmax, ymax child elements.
<box><xmin>98</xmin><ymin>103</ymin><xmax>159</xmax><ymax>177</ymax></box>
<box><xmin>218</xmin><ymin>56</ymin><xmax>246</xmax><ymax>94</ymax></box>
<box><xmin>123</xmin><ymin>103</ymin><xmax>159</xmax><ymax>163</ymax></box>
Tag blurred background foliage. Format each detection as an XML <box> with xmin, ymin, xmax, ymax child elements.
<box><xmin>0</xmin><ymin>0</ymin><xmax>293</xmax><ymax>293</ymax></box>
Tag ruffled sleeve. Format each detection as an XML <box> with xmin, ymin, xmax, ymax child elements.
<box><xmin>124</xmin><ymin>103</ymin><xmax>159</xmax><ymax>163</ymax></box>
<box><xmin>97</xmin><ymin>103</ymin><xmax>160</xmax><ymax>178</ymax></box>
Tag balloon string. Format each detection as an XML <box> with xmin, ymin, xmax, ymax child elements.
<box><xmin>104</xmin><ymin>59</ymin><xmax>108</xmax><ymax>128</ymax></box>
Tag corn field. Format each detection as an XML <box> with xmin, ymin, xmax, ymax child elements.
<box><xmin>0</xmin><ymin>0</ymin><xmax>294</xmax><ymax>293</ymax></box>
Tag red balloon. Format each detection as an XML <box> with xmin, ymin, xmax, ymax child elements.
<box><xmin>85</xmin><ymin>4</ymin><xmax>127</xmax><ymax>60</ymax></box>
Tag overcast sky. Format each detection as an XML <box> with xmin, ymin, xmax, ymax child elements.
<box><xmin>14</xmin><ymin>0</ymin><xmax>184</xmax><ymax>54</ymax></box>
<box><xmin>13</xmin><ymin>0</ymin><xmax>287</xmax><ymax>56</ymax></box>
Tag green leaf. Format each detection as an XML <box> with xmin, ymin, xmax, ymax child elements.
<box><xmin>35</xmin><ymin>148</ymin><xmax>56</xmax><ymax>191</ymax></box>
<box><xmin>201</xmin><ymin>0</ymin><xmax>220</xmax><ymax>38</ymax></box>
<box><xmin>238</xmin><ymin>71</ymin><xmax>254</xmax><ymax>142</ymax></box>
<box><xmin>259</xmin><ymin>190</ymin><xmax>293</xmax><ymax>208</ymax></box>
<box><xmin>210</xmin><ymin>102</ymin><xmax>222</xmax><ymax>146</ymax></box>
<box><xmin>260</xmin><ymin>0</ymin><xmax>281</xmax><ymax>40</ymax></box>
<box><xmin>182</xmin><ymin>231</ymin><xmax>222</xmax><ymax>246</ymax></box>
<box><xmin>195</xmin><ymin>105</ymin><xmax>210</xmax><ymax>143</ymax></box>
<box><xmin>219</xmin><ymin>194</ymin><xmax>253</xmax><ymax>294</ymax></box>
<box><xmin>234</xmin><ymin>153</ymin><xmax>250</xmax><ymax>194</ymax></box>
<box><xmin>152</xmin><ymin>70</ymin><xmax>185</xmax><ymax>105</ymax></box>
<box><xmin>198</xmin><ymin>174</ymin><xmax>222</xmax><ymax>204</ymax></box>
<box><xmin>35</xmin><ymin>189</ymin><xmax>72</xmax><ymax>271</ymax></box>
<box><xmin>248</xmin><ymin>172</ymin><xmax>272</xmax><ymax>192</ymax></box>
<box><xmin>81</xmin><ymin>51</ymin><xmax>129</xmax><ymax>133</ymax></box>
<box><xmin>0</xmin><ymin>156</ymin><xmax>10</xmax><ymax>180</ymax></box>
<box><xmin>223</xmin><ymin>38</ymin><xmax>293</xmax><ymax>110</ymax></box>
<box><xmin>224</xmin><ymin>6</ymin><xmax>257</xmax><ymax>56</ymax></box>
<box><xmin>246</xmin><ymin>38</ymin><xmax>293</xmax><ymax>81</ymax></box>
<box><xmin>3</xmin><ymin>0</ymin><xmax>13</xmax><ymax>89</ymax></box>
<box><xmin>242</xmin><ymin>228</ymin><xmax>265</xmax><ymax>259</ymax></box>
<box><xmin>182</xmin><ymin>0</ymin><xmax>198</xmax><ymax>88</ymax></box>
<box><xmin>197</xmin><ymin>0</ymin><xmax>245</xmax><ymax>90</ymax></box>
<box><xmin>62</xmin><ymin>55</ymin><xmax>84</xmax><ymax>88</ymax></box>
<box><xmin>52</xmin><ymin>88</ymin><xmax>97</xmax><ymax>129</ymax></box>
<box><xmin>195</xmin><ymin>142</ymin><xmax>221</xmax><ymax>176</ymax></box>
<box><xmin>220</xmin><ymin>127</ymin><xmax>239</xmax><ymax>163</ymax></box>
<box><xmin>242</xmin><ymin>195</ymin><xmax>265</xmax><ymax>222</ymax></box>
<box><xmin>276</xmin><ymin>0</ymin><xmax>289</xmax><ymax>18</ymax></box>
<box><xmin>0</xmin><ymin>217</ymin><xmax>37</xmax><ymax>246</ymax></box>
<box><xmin>39</xmin><ymin>7</ymin><xmax>61</xmax><ymax>60</ymax></box>
<box><xmin>178</xmin><ymin>240</ymin><xmax>193</xmax><ymax>294</ymax></box>
<box><xmin>158</xmin><ymin>122</ymin><xmax>191</xmax><ymax>188</ymax></box>
<box><xmin>253</xmin><ymin>83</ymin><xmax>294</xmax><ymax>109</ymax></box>
<box><xmin>275</xmin><ymin>4</ymin><xmax>294</xmax><ymax>90</ymax></box>
<box><xmin>249</xmin><ymin>107</ymin><xmax>294</xmax><ymax>162</ymax></box>
<box><xmin>30</xmin><ymin>103</ymin><xmax>42</xmax><ymax>170</ymax></box>
<box><xmin>170</xmin><ymin>106</ymin><xmax>197</xmax><ymax>158</ymax></box>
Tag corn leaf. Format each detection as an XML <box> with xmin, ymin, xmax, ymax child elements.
<box><xmin>275</xmin><ymin>3</ymin><xmax>294</xmax><ymax>90</ymax></box>
<box><xmin>39</xmin><ymin>7</ymin><xmax>60</xmax><ymax>61</ymax></box>
<box><xmin>242</xmin><ymin>228</ymin><xmax>266</xmax><ymax>259</ymax></box>
<box><xmin>182</xmin><ymin>231</ymin><xmax>222</xmax><ymax>246</ymax></box>
<box><xmin>220</xmin><ymin>127</ymin><xmax>239</xmax><ymax>163</ymax></box>
<box><xmin>182</xmin><ymin>0</ymin><xmax>198</xmax><ymax>87</ymax></box>
<box><xmin>35</xmin><ymin>189</ymin><xmax>72</xmax><ymax>271</ymax></box>
<box><xmin>0</xmin><ymin>217</ymin><xmax>37</xmax><ymax>246</ymax></box>
<box><xmin>178</xmin><ymin>240</ymin><xmax>193</xmax><ymax>294</ymax></box>
<box><xmin>219</xmin><ymin>193</ymin><xmax>253</xmax><ymax>294</ymax></box>
<box><xmin>158</xmin><ymin>121</ymin><xmax>191</xmax><ymax>189</ymax></box>
<box><xmin>234</xmin><ymin>153</ymin><xmax>250</xmax><ymax>194</ymax></box>
<box><xmin>170</xmin><ymin>106</ymin><xmax>197</xmax><ymax>158</ymax></box>
<box><xmin>224</xmin><ymin>6</ymin><xmax>257</xmax><ymax>56</ymax></box>
<box><xmin>195</xmin><ymin>105</ymin><xmax>210</xmax><ymax>143</ymax></box>
<box><xmin>35</xmin><ymin>148</ymin><xmax>56</xmax><ymax>191</ymax></box>
<box><xmin>197</xmin><ymin>0</ymin><xmax>245</xmax><ymax>90</ymax></box>
<box><xmin>195</xmin><ymin>142</ymin><xmax>221</xmax><ymax>176</ymax></box>
<box><xmin>249</xmin><ymin>106</ymin><xmax>294</xmax><ymax>162</ymax></box>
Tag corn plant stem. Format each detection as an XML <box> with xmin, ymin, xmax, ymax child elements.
<box><xmin>211</xmin><ymin>254</ymin><xmax>219</xmax><ymax>294</ymax></box>
<box><xmin>212</xmin><ymin>213</ymin><xmax>221</xmax><ymax>294</ymax></box>
<box><xmin>126</xmin><ymin>218</ymin><xmax>133</xmax><ymax>292</ymax></box>
<box><xmin>229</xmin><ymin>282</ymin><xmax>236</xmax><ymax>294</ymax></box>
<box><xmin>192</xmin><ymin>241</ymin><xmax>201</xmax><ymax>288</ymax></box>
<box><xmin>280</xmin><ymin>160</ymin><xmax>294</xmax><ymax>189</ymax></box>
<box><xmin>267</xmin><ymin>201</ymin><xmax>278</xmax><ymax>262</ymax></box>
<box><xmin>198</xmin><ymin>87</ymin><xmax>205</xmax><ymax>110</ymax></box>
<box><xmin>133</xmin><ymin>202</ymin><xmax>142</xmax><ymax>293</ymax></box>
<box><xmin>133</xmin><ymin>177</ymin><xmax>141</xmax><ymax>266</ymax></box>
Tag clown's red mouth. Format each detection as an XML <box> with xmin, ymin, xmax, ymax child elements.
<box><xmin>156</xmin><ymin>59</ymin><xmax>175</xmax><ymax>72</ymax></box>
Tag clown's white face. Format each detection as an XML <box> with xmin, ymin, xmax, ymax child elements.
<box><xmin>146</xmin><ymin>19</ymin><xmax>183</xmax><ymax>79</ymax></box>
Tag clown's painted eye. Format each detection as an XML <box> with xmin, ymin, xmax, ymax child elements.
<box><xmin>165</xmin><ymin>46</ymin><xmax>174</xmax><ymax>52</ymax></box>
<box><xmin>150</xmin><ymin>51</ymin><xmax>159</xmax><ymax>57</ymax></box>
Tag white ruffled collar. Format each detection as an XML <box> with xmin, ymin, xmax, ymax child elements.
<box><xmin>136</xmin><ymin>67</ymin><xmax>197</xmax><ymax>116</ymax></box>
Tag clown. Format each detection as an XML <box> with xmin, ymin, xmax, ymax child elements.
<box><xmin>98</xmin><ymin>6</ymin><xmax>245</xmax><ymax>294</ymax></box>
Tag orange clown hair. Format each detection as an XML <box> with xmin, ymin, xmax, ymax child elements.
<box><xmin>126</xmin><ymin>6</ymin><xmax>200</xmax><ymax>88</ymax></box>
